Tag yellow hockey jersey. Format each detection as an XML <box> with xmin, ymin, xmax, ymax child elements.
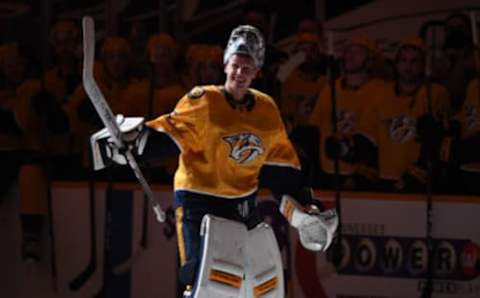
<box><xmin>281</xmin><ymin>69</ymin><xmax>326</xmax><ymax>127</ymax></box>
<box><xmin>0</xmin><ymin>80</ymin><xmax>51</xmax><ymax>151</ymax></box>
<box><xmin>309</xmin><ymin>78</ymin><xmax>385</xmax><ymax>175</ymax></box>
<box><xmin>1</xmin><ymin>81</ymin><xmax>51</xmax><ymax>215</ymax></box>
<box><xmin>461</xmin><ymin>79</ymin><xmax>480</xmax><ymax>138</ymax></box>
<box><xmin>362</xmin><ymin>82</ymin><xmax>451</xmax><ymax>180</ymax></box>
<box><xmin>0</xmin><ymin>84</ymin><xmax>38</xmax><ymax>151</ymax></box>
<box><xmin>146</xmin><ymin>85</ymin><xmax>300</xmax><ymax>198</ymax></box>
<box><xmin>459</xmin><ymin>79</ymin><xmax>480</xmax><ymax>172</ymax></box>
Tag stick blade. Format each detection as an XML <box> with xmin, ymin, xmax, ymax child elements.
<box><xmin>69</xmin><ymin>263</ymin><xmax>96</xmax><ymax>291</ymax></box>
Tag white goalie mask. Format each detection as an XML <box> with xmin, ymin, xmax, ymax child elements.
<box><xmin>223</xmin><ymin>25</ymin><xmax>265</xmax><ymax>68</ymax></box>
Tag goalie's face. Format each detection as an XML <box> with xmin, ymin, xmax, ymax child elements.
<box><xmin>224</xmin><ymin>54</ymin><xmax>258</xmax><ymax>99</ymax></box>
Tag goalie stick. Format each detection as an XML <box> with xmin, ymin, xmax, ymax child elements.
<box><xmin>111</xmin><ymin>65</ymin><xmax>158</xmax><ymax>275</ymax></box>
<box><xmin>326</xmin><ymin>31</ymin><xmax>343</xmax><ymax>268</ymax></box>
<box><xmin>81</xmin><ymin>16</ymin><xmax>166</xmax><ymax>223</ymax></box>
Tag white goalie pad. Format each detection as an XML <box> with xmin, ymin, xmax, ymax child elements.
<box><xmin>193</xmin><ymin>215</ymin><xmax>247</xmax><ymax>298</ymax></box>
<box><xmin>90</xmin><ymin>115</ymin><xmax>148</xmax><ymax>170</ymax></box>
<box><xmin>280</xmin><ymin>195</ymin><xmax>338</xmax><ymax>252</ymax></box>
<box><xmin>244</xmin><ymin>223</ymin><xmax>284</xmax><ymax>298</ymax></box>
<box><xmin>192</xmin><ymin>215</ymin><xmax>284</xmax><ymax>298</ymax></box>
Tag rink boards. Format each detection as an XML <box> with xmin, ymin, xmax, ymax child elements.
<box><xmin>2</xmin><ymin>182</ymin><xmax>479</xmax><ymax>298</ymax></box>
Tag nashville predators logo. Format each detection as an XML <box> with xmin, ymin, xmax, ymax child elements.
<box><xmin>464</xmin><ymin>104</ymin><xmax>479</xmax><ymax>131</ymax></box>
<box><xmin>223</xmin><ymin>133</ymin><xmax>264</xmax><ymax>164</ymax></box>
<box><xmin>337</xmin><ymin>110</ymin><xmax>356</xmax><ymax>135</ymax></box>
<box><xmin>385</xmin><ymin>114</ymin><xmax>416</xmax><ymax>143</ymax></box>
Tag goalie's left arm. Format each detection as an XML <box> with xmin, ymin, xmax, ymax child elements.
<box><xmin>259</xmin><ymin>165</ymin><xmax>338</xmax><ymax>252</ymax></box>
<box><xmin>260</xmin><ymin>107</ymin><xmax>338</xmax><ymax>252</ymax></box>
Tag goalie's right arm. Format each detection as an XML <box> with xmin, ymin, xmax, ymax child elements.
<box><xmin>90</xmin><ymin>115</ymin><xmax>180</xmax><ymax>170</ymax></box>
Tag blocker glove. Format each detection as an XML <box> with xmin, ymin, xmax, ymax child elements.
<box><xmin>90</xmin><ymin>115</ymin><xmax>149</xmax><ymax>170</ymax></box>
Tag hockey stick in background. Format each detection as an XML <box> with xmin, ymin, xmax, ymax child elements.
<box><xmin>421</xmin><ymin>24</ymin><xmax>437</xmax><ymax>298</ymax></box>
<box><xmin>326</xmin><ymin>31</ymin><xmax>343</xmax><ymax>268</ymax></box>
<box><xmin>471</xmin><ymin>11</ymin><xmax>480</xmax><ymax>106</ymax></box>
<box><xmin>94</xmin><ymin>171</ymin><xmax>114</xmax><ymax>298</ymax></box>
<box><xmin>44</xmin><ymin>170</ymin><xmax>58</xmax><ymax>292</ymax></box>
<box><xmin>29</xmin><ymin>51</ymin><xmax>70</xmax><ymax>292</ymax></box>
<box><xmin>69</xmin><ymin>157</ymin><xmax>97</xmax><ymax>291</ymax></box>
<box><xmin>81</xmin><ymin>16</ymin><xmax>166</xmax><ymax>223</ymax></box>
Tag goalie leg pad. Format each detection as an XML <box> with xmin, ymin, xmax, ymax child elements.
<box><xmin>191</xmin><ymin>215</ymin><xmax>247</xmax><ymax>298</ymax></box>
<box><xmin>244</xmin><ymin>222</ymin><xmax>284</xmax><ymax>298</ymax></box>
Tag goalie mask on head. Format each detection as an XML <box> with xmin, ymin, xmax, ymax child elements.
<box><xmin>223</xmin><ymin>25</ymin><xmax>265</xmax><ymax>68</ymax></box>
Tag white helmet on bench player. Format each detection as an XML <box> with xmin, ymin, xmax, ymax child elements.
<box><xmin>223</xmin><ymin>25</ymin><xmax>265</xmax><ymax>68</ymax></box>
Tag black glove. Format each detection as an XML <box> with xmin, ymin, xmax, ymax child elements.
<box><xmin>397</xmin><ymin>165</ymin><xmax>428</xmax><ymax>193</ymax></box>
<box><xmin>325</xmin><ymin>136</ymin><xmax>353</xmax><ymax>161</ymax></box>
<box><xmin>293</xmin><ymin>187</ymin><xmax>326</xmax><ymax>211</ymax></box>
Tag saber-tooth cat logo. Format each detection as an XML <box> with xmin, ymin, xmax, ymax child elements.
<box><xmin>223</xmin><ymin>132</ymin><xmax>264</xmax><ymax>164</ymax></box>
